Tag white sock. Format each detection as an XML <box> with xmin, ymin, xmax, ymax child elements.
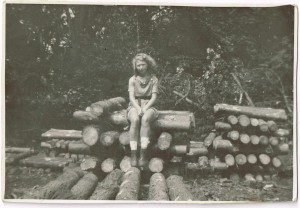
<box><xmin>141</xmin><ymin>137</ymin><xmax>150</xmax><ymax>149</ymax></box>
<box><xmin>130</xmin><ymin>141</ymin><xmax>138</xmax><ymax>150</ymax></box>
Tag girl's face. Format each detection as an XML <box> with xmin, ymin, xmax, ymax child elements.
<box><xmin>136</xmin><ymin>60</ymin><xmax>148</xmax><ymax>76</ymax></box>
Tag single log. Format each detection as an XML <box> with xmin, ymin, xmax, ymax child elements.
<box><xmin>272</xmin><ymin>157</ymin><xmax>282</xmax><ymax>168</ymax></box>
<box><xmin>119</xmin><ymin>156</ymin><xmax>132</xmax><ymax>172</ymax></box>
<box><xmin>259</xmin><ymin>154</ymin><xmax>271</xmax><ymax>165</ymax></box>
<box><xmin>214</xmin><ymin>104</ymin><xmax>288</xmax><ymax>121</ymax></box>
<box><xmin>68</xmin><ymin>141</ymin><xmax>91</xmax><ymax>155</ymax></box>
<box><xmin>235</xmin><ymin>154</ymin><xmax>247</xmax><ymax>166</ymax></box>
<box><xmin>90</xmin><ymin>97</ymin><xmax>126</xmax><ymax>117</ymax></box>
<box><xmin>255</xmin><ymin>174</ymin><xmax>263</xmax><ymax>182</ymax></box>
<box><xmin>157</xmin><ymin>132</ymin><xmax>173</xmax><ymax>150</ymax></box>
<box><xmin>60</xmin><ymin>140</ymin><xmax>69</xmax><ymax>150</ymax></box>
<box><xmin>215</xmin><ymin>121</ymin><xmax>232</xmax><ymax>131</ymax></box>
<box><xmin>258</xmin><ymin>119</ymin><xmax>269</xmax><ymax>133</ymax></box>
<box><xmin>269</xmin><ymin>136</ymin><xmax>279</xmax><ymax>146</ymax></box>
<box><xmin>169</xmin><ymin>145</ymin><xmax>187</xmax><ymax>155</ymax></box>
<box><xmin>149</xmin><ymin>158</ymin><xmax>164</xmax><ymax>173</ymax></box>
<box><xmin>203</xmin><ymin>132</ymin><xmax>217</xmax><ymax>147</ymax></box>
<box><xmin>6</xmin><ymin>150</ymin><xmax>36</xmax><ymax>165</ymax></box>
<box><xmin>18</xmin><ymin>154</ymin><xmax>71</xmax><ymax>169</ymax></box>
<box><xmin>166</xmin><ymin>175</ymin><xmax>193</xmax><ymax>201</ymax></box>
<box><xmin>263</xmin><ymin>175</ymin><xmax>271</xmax><ymax>181</ymax></box>
<box><xmin>244</xmin><ymin>173</ymin><xmax>256</xmax><ymax>182</ymax></box>
<box><xmin>209</xmin><ymin>159</ymin><xmax>228</xmax><ymax>171</ymax></box>
<box><xmin>82</xmin><ymin>125</ymin><xmax>102</xmax><ymax>146</ymax></box>
<box><xmin>101</xmin><ymin>158</ymin><xmax>117</xmax><ymax>173</ymax></box>
<box><xmin>276</xmin><ymin>143</ymin><xmax>289</xmax><ymax>154</ymax></box>
<box><xmin>238</xmin><ymin>115</ymin><xmax>250</xmax><ymax>128</ymax></box>
<box><xmin>188</xmin><ymin>147</ymin><xmax>208</xmax><ymax>156</ymax></box>
<box><xmin>39</xmin><ymin>167</ymin><xmax>85</xmax><ymax>199</ymax></box>
<box><xmin>152</xmin><ymin>111</ymin><xmax>195</xmax><ymax>131</ymax></box>
<box><xmin>227</xmin><ymin>115</ymin><xmax>238</xmax><ymax>125</ymax></box>
<box><xmin>198</xmin><ymin>156</ymin><xmax>209</xmax><ymax>168</ymax></box>
<box><xmin>259</xmin><ymin>135</ymin><xmax>269</xmax><ymax>146</ymax></box>
<box><xmin>108</xmin><ymin>109</ymin><xmax>129</xmax><ymax>127</ymax></box>
<box><xmin>40</xmin><ymin>141</ymin><xmax>53</xmax><ymax>149</ymax></box>
<box><xmin>49</xmin><ymin>149</ymin><xmax>60</xmax><ymax>157</ymax></box>
<box><xmin>274</xmin><ymin>129</ymin><xmax>290</xmax><ymax>137</ymax></box>
<box><xmin>247</xmin><ymin>154</ymin><xmax>257</xmax><ymax>164</ymax></box>
<box><xmin>250</xmin><ymin>118</ymin><xmax>259</xmax><ymax>127</ymax></box>
<box><xmin>185</xmin><ymin>162</ymin><xmax>208</xmax><ymax>171</ymax></box>
<box><xmin>148</xmin><ymin>173</ymin><xmax>169</xmax><ymax>201</ymax></box>
<box><xmin>71</xmin><ymin>173</ymin><xmax>98</xmax><ymax>199</ymax></box>
<box><xmin>116</xmin><ymin>167</ymin><xmax>141</xmax><ymax>200</ymax></box>
<box><xmin>73</xmin><ymin>111</ymin><xmax>99</xmax><ymax>122</ymax></box>
<box><xmin>89</xmin><ymin>169</ymin><xmax>123</xmax><ymax>200</ymax></box>
<box><xmin>119</xmin><ymin>131</ymin><xmax>130</xmax><ymax>146</ymax></box>
<box><xmin>240</xmin><ymin>134</ymin><xmax>250</xmax><ymax>144</ymax></box>
<box><xmin>224</xmin><ymin>154</ymin><xmax>235</xmax><ymax>166</ymax></box>
<box><xmin>250</xmin><ymin>135</ymin><xmax>260</xmax><ymax>145</ymax></box>
<box><xmin>267</xmin><ymin>120</ymin><xmax>278</xmax><ymax>132</ymax></box>
<box><xmin>80</xmin><ymin>157</ymin><xmax>99</xmax><ymax>171</ymax></box>
<box><xmin>213</xmin><ymin>139</ymin><xmax>233</xmax><ymax>151</ymax></box>
<box><xmin>5</xmin><ymin>147</ymin><xmax>32</xmax><ymax>153</ymax></box>
<box><xmin>100</xmin><ymin>131</ymin><xmax>120</xmax><ymax>147</ymax></box>
<box><xmin>227</xmin><ymin>131</ymin><xmax>239</xmax><ymax>141</ymax></box>
<box><xmin>41</xmin><ymin>128</ymin><xmax>82</xmax><ymax>140</ymax></box>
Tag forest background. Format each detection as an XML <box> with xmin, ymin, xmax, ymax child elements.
<box><xmin>5</xmin><ymin>4</ymin><xmax>294</xmax><ymax>147</ymax></box>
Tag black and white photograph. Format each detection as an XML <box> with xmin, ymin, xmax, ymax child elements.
<box><xmin>2</xmin><ymin>1</ymin><xmax>298</xmax><ymax>203</ymax></box>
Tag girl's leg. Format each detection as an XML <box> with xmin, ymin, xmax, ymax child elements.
<box><xmin>138</xmin><ymin>108</ymin><xmax>156</xmax><ymax>168</ymax></box>
<box><xmin>128</xmin><ymin>108</ymin><xmax>140</xmax><ymax>167</ymax></box>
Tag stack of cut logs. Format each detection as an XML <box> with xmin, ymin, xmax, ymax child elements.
<box><xmin>39</xmin><ymin>97</ymin><xmax>197</xmax><ymax>176</ymax></box>
<box><xmin>197</xmin><ymin>104</ymin><xmax>290</xmax><ymax>182</ymax></box>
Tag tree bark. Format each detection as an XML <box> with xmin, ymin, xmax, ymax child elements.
<box><xmin>41</xmin><ymin>128</ymin><xmax>82</xmax><ymax>140</ymax></box>
<box><xmin>214</xmin><ymin>104</ymin><xmax>288</xmax><ymax>121</ymax></box>
<box><xmin>6</xmin><ymin>150</ymin><xmax>36</xmax><ymax>165</ymax></box>
<box><xmin>166</xmin><ymin>175</ymin><xmax>193</xmax><ymax>201</ymax></box>
<box><xmin>71</xmin><ymin>172</ymin><xmax>98</xmax><ymax>199</ymax></box>
<box><xmin>213</xmin><ymin>139</ymin><xmax>233</xmax><ymax>151</ymax></box>
<box><xmin>203</xmin><ymin>132</ymin><xmax>216</xmax><ymax>147</ymax></box>
<box><xmin>90</xmin><ymin>97</ymin><xmax>126</xmax><ymax>117</ymax></box>
<box><xmin>72</xmin><ymin>111</ymin><xmax>99</xmax><ymax>123</ymax></box>
<box><xmin>115</xmin><ymin>167</ymin><xmax>141</xmax><ymax>200</ymax></box>
<box><xmin>148</xmin><ymin>173</ymin><xmax>169</xmax><ymax>201</ymax></box>
<box><xmin>215</xmin><ymin>122</ymin><xmax>232</xmax><ymax>131</ymax></box>
<box><xmin>169</xmin><ymin>145</ymin><xmax>187</xmax><ymax>155</ymax></box>
<box><xmin>108</xmin><ymin>109</ymin><xmax>129</xmax><ymax>128</ymax></box>
<box><xmin>68</xmin><ymin>141</ymin><xmax>91</xmax><ymax>155</ymax></box>
<box><xmin>100</xmin><ymin>131</ymin><xmax>120</xmax><ymax>147</ymax></box>
<box><xmin>89</xmin><ymin>169</ymin><xmax>123</xmax><ymax>200</ymax></box>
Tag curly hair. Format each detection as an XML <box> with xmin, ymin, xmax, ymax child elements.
<box><xmin>132</xmin><ymin>53</ymin><xmax>157</xmax><ymax>76</ymax></box>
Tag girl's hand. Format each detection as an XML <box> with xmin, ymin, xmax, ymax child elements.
<box><xmin>137</xmin><ymin>107</ymin><xmax>144</xmax><ymax>117</ymax></box>
<box><xmin>142</xmin><ymin>106</ymin><xmax>148</xmax><ymax>114</ymax></box>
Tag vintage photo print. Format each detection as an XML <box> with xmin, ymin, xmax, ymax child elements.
<box><xmin>2</xmin><ymin>1</ymin><xmax>298</xmax><ymax>203</ymax></box>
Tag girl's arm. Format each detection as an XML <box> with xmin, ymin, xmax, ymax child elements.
<box><xmin>129</xmin><ymin>77</ymin><xmax>142</xmax><ymax>115</ymax></box>
<box><xmin>142</xmin><ymin>93</ymin><xmax>157</xmax><ymax>113</ymax></box>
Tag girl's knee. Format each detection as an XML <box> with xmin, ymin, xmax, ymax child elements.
<box><xmin>130</xmin><ymin>115</ymin><xmax>140</xmax><ymax>125</ymax></box>
<box><xmin>141</xmin><ymin>114</ymin><xmax>151</xmax><ymax>126</ymax></box>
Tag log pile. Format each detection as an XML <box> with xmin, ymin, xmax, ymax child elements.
<box><xmin>204</xmin><ymin>104</ymin><xmax>291</xmax><ymax>182</ymax></box>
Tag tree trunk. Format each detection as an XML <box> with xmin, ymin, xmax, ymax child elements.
<box><xmin>214</xmin><ymin>104</ymin><xmax>288</xmax><ymax>121</ymax></box>
<box><xmin>68</xmin><ymin>141</ymin><xmax>91</xmax><ymax>155</ymax></box>
<box><xmin>247</xmin><ymin>154</ymin><xmax>257</xmax><ymax>164</ymax></box>
<box><xmin>259</xmin><ymin>154</ymin><xmax>271</xmax><ymax>165</ymax></box>
<box><xmin>89</xmin><ymin>169</ymin><xmax>123</xmax><ymax>200</ymax></box>
<box><xmin>100</xmin><ymin>131</ymin><xmax>120</xmax><ymax>147</ymax></box>
<box><xmin>227</xmin><ymin>115</ymin><xmax>238</xmax><ymax>125</ymax></box>
<box><xmin>227</xmin><ymin>131</ymin><xmax>239</xmax><ymax>141</ymax></box>
<box><xmin>82</xmin><ymin>125</ymin><xmax>102</xmax><ymax>146</ymax></box>
<box><xmin>41</xmin><ymin>128</ymin><xmax>82</xmax><ymax>140</ymax></box>
<box><xmin>235</xmin><ymin>154</ymin><xmax>247</xmax><ymax>166</ymax></box>
<box><xmin>6</xmin><ymin>150</ymin><xmax>36</xmax><ymax>165</ymax></box>
<box><xmin>187</xmin><ymin>146</ymin><xmax>208</xmax><ymax>156</ymax></box>
<box><xmin>109</xmin><ymin>109</ymin><xmax>129</xmax><ymax>128</ymax></box>
<box><xmin>80</xmin><ymin>156</ymin><xmax>99</xmax><ymax>171</ymax></box>
<box><xmin>5</xmin><ymin>147</ymin><xmax>32</xmax><ymax>153</ymax></box>
<box><xmin>90</xmin><ymin>97</ymin><xmax>126</xmax><ymax>117</ymax></box>
<box><xmin>198</xmin><ymin>156</ymin><xmax>209</xmax><ymax>167</ymax></box>
<box><xmin>258</xmin><ymin>119</ymin><xmax>269</xmax><ymax>133</ymax></box>
<box><xmin>149</xmin><ymin>158</ymin><xmax>164</xmax><ymax>173</ymax></box>
<box><xmin>71</xmin><ymin>173</ymin><xmax>98</xmax><ymax>199</ymax></box>
<box><xmin>203</xmin><ymin>132</ymin><xmax>216</xmax><ymax>147</ymax></box>
<box><xmin>276</xmin><ymin>143</ymin><xmax>289</xmax><ymax>154</ymax></box>
<box><xmin>166</xmin><ymin>175</ymin><xmax>193</xmax><ymax>201</ymax></box>
<box><xmin>250</xmin><ymin>135</ymin><xmax>260</xmax><ymax>145</ymax></box>
<box><xmin>213</xmin><ymin>139</ymin><xmax>233</xmax><ymax>151</ymax></box>
<box><xmin>157</xmin><ymin>132</ymin><xmax>172</xmax><ymax>150</ymax></box>
<box><xmin>255</xmin><ymin>174</ymin><xmax>263</xmax><ymax>182</ymax></box>
<box><xmin>272</xmin><ymin>157</ymin><xmax>282</xmax><ymax>168</ymax></box>
<box><xmin>119</xmin><ymin>156</ymin><xmax>132</xmax><ymax>172</ymax></box>
<box><xmin>238</xmin><ymin>115</ymin><xmax>250</xmax><ymax>128</ymax></box>
<box><xmin>101</xmin><ymin>158</ymin><xmax>117</xmax><ymax>173</ymax></box>
<box><xmin>215</xmin><ymin>122</ymin><xmax>232</xmax><ymax>131</ymax></box>
<box><xmin>209</xmin><ymin>159</ymin><xmax>229</xmax><ymax>170</ymax></box>
<box><xmin>250</xmin><ymin>118</ymin><xmax>259</xmax><ymax>127</ymax></box>
<box><xmin>72</xmin><ymin>111</ymin><xmax>99</xmax><ymax>123</ymax></box>
<box><xmin>115</xmin><ymin>167</ymin><xmax>141</xmax><ymax>200</ymax></box>
<box><xmin>269</xmin><ymin>137</ymin><xmax>279</xmax><ymax>146</ymax></box>
<box><xmin>148</xmin><ymin>173</ymin><xmax>169</xmax><ymax>201</ymax></box>
<box><xmin>224</xmin><ymin>154</ymin><xmax>235</xmax><ymax>166</ymax></box>
<box><xmin>18</xmin><ymin>154</ymin><xmax>71</xmax><ymax>169</ymax></box>
<box><xmin>259</xmin><ymin>135</ymin><xmax>269</xmax><ymax>146</ymax></box>
<box><xmin>169</xmin><ymin>145</ymin><xmax>187</xmax><ymax>155</ymax></box>
<box><xmin>240</xmin><ymin>133</ymin><xmax>250</xmax><ymax>144</ymax></box>
<box><xmin>274</xmin><ymin>129</ymin><xmax>290</xmax><ymax>137</ymax></box>
<box><xmin>244</xmin><ymin>173</ymin><xmax>255</xmax><ymax>182</ymax></box>
<box><xmin>267</xmin><ymin>120</ymin><xmax>278</xmax><ymax>132</ymax></box>
<box><xmin>119</xmin><ymin>131</ymin><xmax>130</xmax><ymax>146</ymax></box>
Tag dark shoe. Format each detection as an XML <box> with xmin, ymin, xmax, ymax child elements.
<box><xmin>130</xmin><ymin>150</ymin><xmax>137</xmax><ymax>167</ymax></box>
<box><xmin>138</xmin><ymin>149</ymin><xmax>148</xmax><ymax>169</ymax></box>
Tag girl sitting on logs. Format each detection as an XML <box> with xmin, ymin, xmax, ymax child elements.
<box><xmin>127</xmin><ymin>53</ymin><xmax>159</xmax><ymax>169</ymax></box>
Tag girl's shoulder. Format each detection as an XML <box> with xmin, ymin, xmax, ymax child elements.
<box><xmin>129</xmin><ymin>75</ymin><xmax>136</xmax><ymax>83</ymax></box>
<box><xmin>150</xmin><ymin>75</ymin><xmax>158</xmax><ymax>82</ymax></box>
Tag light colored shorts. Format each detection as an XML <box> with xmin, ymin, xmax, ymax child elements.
<box><xmin>126</xmin><ymin>99</ymin><xmax>158</xmax><ymax>121</ymax></box>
